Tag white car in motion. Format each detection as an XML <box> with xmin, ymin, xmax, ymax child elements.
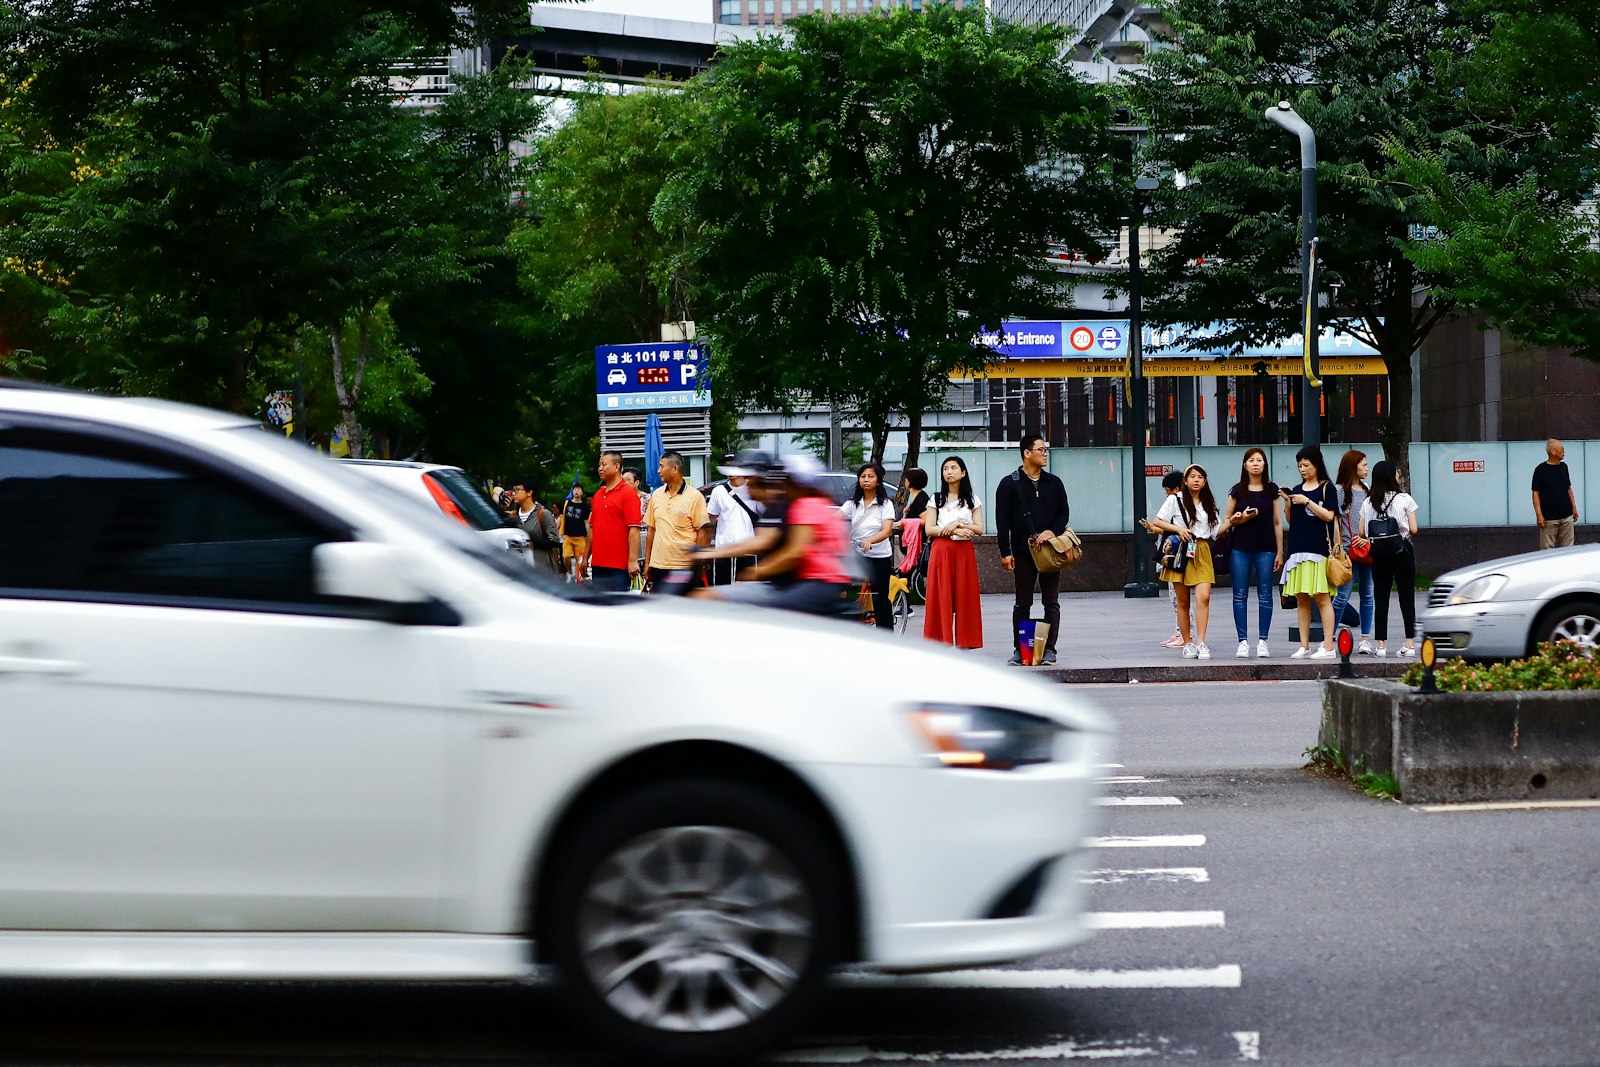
<box><xmin>0</xmin><ymin>384</ymin><xmax>1112</xmax><ymax>1061</ymax></box>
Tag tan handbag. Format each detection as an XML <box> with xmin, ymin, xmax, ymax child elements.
<box><xmin>1324</xmin><ymin>510</ymin><xmax>1352</xmax><ymax>588</ymax></box>
<box><xmin>1029</xmin><ymin>528</ymin><xmax>1084</xmax><ymax>573</ymax></box>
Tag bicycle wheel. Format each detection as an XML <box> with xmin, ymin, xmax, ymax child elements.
<box><xmin>910</xmin><ymin>568</ymin><xmax>927</xmax><ymax>604</ymax></box>
<box><xmin>892</xmin><ymin>590</ymin><xmax>910</xmax><ymax>633</ymax></box>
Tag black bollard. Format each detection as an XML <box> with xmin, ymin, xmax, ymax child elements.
<box><xmin>1418</xmin><ymin>637</ymin><xmax>1439</xmax><ymax>694</ymax></box>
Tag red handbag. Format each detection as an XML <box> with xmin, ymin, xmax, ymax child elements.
<box><xmin>1346</xmin><ymin>513</ymin><xmax>1372</xmax><ymax>564</ymax></box>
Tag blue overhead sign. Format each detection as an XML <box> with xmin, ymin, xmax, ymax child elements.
<box><xmin>977</xmin><ymin>319</ymin><xmax>1377</xmax><ymax>361</ymax></box>
<box><xmin>594</xmin><ymin>342</ymin><xmax>711</xmax><ymax>411</ymax></box>
<box><xmin>976</xmin><ymin>320</ymin><xmax>1132</xmax><ymax>360</ymax></box>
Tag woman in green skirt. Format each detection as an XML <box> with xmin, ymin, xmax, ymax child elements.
<box><xmin>1279</xmin><ymin>446</ymin><xmax>1340</xmax><ymax>659</ymax></box>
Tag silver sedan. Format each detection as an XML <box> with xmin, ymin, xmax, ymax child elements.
<box><xmin>1420</xmin><ymin>544</ymin><xmax>1600</xmax><ymax>659</ymax></box>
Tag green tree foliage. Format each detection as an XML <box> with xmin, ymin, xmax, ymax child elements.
<box><xmin>1383</xmin><ymin>0</ymin><xmax>1600</xmax><ymax>361</ymax></box>
<box><xmin>1126</xmin><ymin>0</ymin><xmax>1508</xmax><ymax>470</ymax></box>
<box><xmin>507</xmin><ymin>81</ymin><xmax>702</xmax><ymax>490</ymax></box>
<box><xmin>659</xmin><ymin>5</ymin><xmax>1118</xmax><ymax>468</ymax></box>
<box><xmin>0</xmin><ymin>0</ymin><xmax>536</xmax><ymax>443</ymax></box>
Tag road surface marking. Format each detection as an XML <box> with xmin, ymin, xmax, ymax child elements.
<box><xmin>836</xmin><ymin>965</ymin><xmax>1242</xmax><ymax>991</ymax></box>
<box><xmin>1086</xmin><ymin>910</ymin><xmax>1224</xmax><ymax>930</ymax></box>
<box><xmin>771</xmin><ymin>1037</ymin><xmax>1167</xmax><ymax>1062</ymax></box>
<box><xmin>1086</xmin><ymin>834</ymin><xmax>1206</xmax><ymax>848</ymax></box>
<box><xmin>1095</xmin><ymin>796</ymin><xmax>1182</xmax><ymax>806</ymax></box>
<box><xmin>1417</xmin><ymin>799</ymin><xmax>1600</xmax><ymax>813</ymax></box>
<box><xmin>1084</xmin><ymin>868</ymin><xmax>1209</xmax><ymax>884</ymax></box>
<box><xmin>1097</xmin><ymin>776</ymin><xmax>1167</xmax><ymax>784</ymax></box>
<box><xmin>1232</xmin><ymin>1031</ymin><xmax>1261</xmax><ymax>1060</ymax></box>
<box><xmin>1094</xmin><ymin>764</ymin><xmax>1126</xmax><ymax>769</ymax></box>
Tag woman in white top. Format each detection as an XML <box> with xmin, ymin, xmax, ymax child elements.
<box><xmin>922</xmin><ymin>456</ymin><xmax>984</xmax><ymax>648</ymax></box>
<box><xmin>840</xmin><ymin>462</ymin><xmax>896</xmax><ymax>631</ymax></box>
<box><xmin>1150</xmin><ymin>463</ymin><xmax>1224</xmax><ymax>660</ymax></box>
<box><xmin>1359</xmin><ymin>459</ymin><xmax>1422</xmax><ymax>656</ymax></box>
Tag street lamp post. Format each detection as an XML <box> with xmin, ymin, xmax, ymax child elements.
<box><xmin>1124</xmin><ymin>175</ymin><xmax>1162</xmax><ymax>599</ymax></box>
<box><xmin>1264</xmin><ymin>101</ymin><xmax>1321</xmax><ymax>450</ymax></box>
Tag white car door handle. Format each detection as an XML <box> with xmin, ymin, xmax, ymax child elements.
<box><xmin>0</xmin><ymin>655</ymin><xmax>83</xmax><ymax>676</ymax></box>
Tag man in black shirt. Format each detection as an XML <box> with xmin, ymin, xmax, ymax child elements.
<box><xmin>1532</xmin><ymin>438</ymin><xmax>1579</xmax><ymax>550</ymax></box>
<box><xmin>995</xmin><ymin>433</ymin><xmax>1071</xmax><ymax>666</ymax></box>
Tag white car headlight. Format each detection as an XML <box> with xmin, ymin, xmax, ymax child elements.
<box><xmin>905</xmin><ymin>705</ymin><xmax>1061</xmax><ymax>770</ymax></box>
<box><xmin>1448</xmin><ymin>574</ymin><xmax>1508</xmax><ymax>606</ymax></box>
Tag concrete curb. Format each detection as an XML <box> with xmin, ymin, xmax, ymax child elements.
<box><xmin>1321</xmin><ymin>678</ymin><xmax>1600</xmax><ymax>803</ymax></box>
<box><xmin>1030</xmin><ymin>662</ymin><xmax>1414</xmax><ymax>684</ymax></box>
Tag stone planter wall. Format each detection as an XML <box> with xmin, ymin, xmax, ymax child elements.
<box><xmin>1321</xmin><ymin>679</ymin><xmax>1600</xmax><ymax>804</ymax></box>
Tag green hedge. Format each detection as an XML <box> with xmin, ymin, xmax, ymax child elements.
<box><xmin>1403</xmin><ymin>642</ymin><xmax>1600</xmax><ymax>692</ymax></box>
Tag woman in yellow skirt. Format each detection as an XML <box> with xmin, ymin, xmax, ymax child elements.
<box><xmin>1150</xmin><ymin>464</ymin><xmax>1225</xmax><ymax>660</ymax></box>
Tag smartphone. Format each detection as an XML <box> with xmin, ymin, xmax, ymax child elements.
<box><xmin>1244</xmin><ymin>506</ymin><xmax>1259</xmax><ymax>517</ymax></box>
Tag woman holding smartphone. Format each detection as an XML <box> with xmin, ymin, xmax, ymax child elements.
<box><xmin>1330</xmin><ymin>450</ymin><xmax>1375</xmax><ymax>655</ymax></box>
<box><xmin>922</xmin><ymin>456</ymin><xmax>984</xmax><ymax>649</ymax></box>
<box><xmin>1150</xmin><ymin>463</ymin><xmax>1223</xmax><ymax>660</ymax></box>
<box><xmin>1220</xmin><ymin>447</ymin><xmax>1283</xmax><ymax>658</ymax></box>
<box><xmin>1280</xmin><ymin>446</ymin><xmax>1340</xmax><ymax>659</ymax></box>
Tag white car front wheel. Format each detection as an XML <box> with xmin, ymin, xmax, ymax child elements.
<box><xmin>548</xmin><ymin>780</ymin><xmax>844</xmax><ymax>1061</ymax></box>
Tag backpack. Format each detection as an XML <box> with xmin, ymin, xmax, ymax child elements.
<box><xmin>524</xmin><ymin>504</ymin><xmax>560</xmax><ymax>551</ymax></box>
<box><xmin>1366</xmin><ymin>497</ymin><xmax>1406</xmax><ymax>560</ymax></box>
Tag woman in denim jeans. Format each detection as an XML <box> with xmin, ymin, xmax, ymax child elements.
<box><xmin>1220</xmin><ymin>448</ymin><xmax>1284</xmax><ymax>658</ymax></box>
<box><xmin>1329</xmin><ymin>450</ymin><xmax>1375</xmax><ymax>655</ymax></box>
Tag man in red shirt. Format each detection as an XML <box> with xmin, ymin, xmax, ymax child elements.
<box><xmin>589</xmin><ymin>450</ymin><xmax>643</xmax><ymax>593</ymax></box>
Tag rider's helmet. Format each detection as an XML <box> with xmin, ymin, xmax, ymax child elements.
<box><xmin>720</xmin><ymin>449</ymin><xmax>783</xmax><ymax>484</ymax></box>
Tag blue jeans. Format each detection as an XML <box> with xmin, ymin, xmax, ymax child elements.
<box><xmin>1231</xmin><ymin>548</ymin><xmax>1276</xmax><ymax>641</ymax></box>
<box><xmin>1330</xmin><ymin>561</ymin><xmax>1375</xmax><ymax>637</ymax></box>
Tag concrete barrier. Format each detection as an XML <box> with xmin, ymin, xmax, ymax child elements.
<box><xmin>1321</xmin><ymin>679</ymin><xmax>1600</xmax><ymax>804</ymax></box>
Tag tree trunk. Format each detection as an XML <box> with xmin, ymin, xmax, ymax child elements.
<box><xmin>1378</xmin><ymin>349</ymin><xmax>1413</xmax><ymax>482</ymax></box>
<box><xmin>329</xmin><ymin>325</ymin><xmax>366</xmax><ymax>460</ymax></box>
<box><xmin>903</xmin><ymin>407</ymin><xmax>924</xmax><ymax>473</ymax></box>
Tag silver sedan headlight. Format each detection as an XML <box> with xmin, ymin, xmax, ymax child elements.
<box><xmin>904</xmin><ymin>705</ymin><xmax>1062</xmax><ymax>770</ymax></box>
<box><xmin>1448</xmin><ymin>574</ymin><xmax>1509</xmax><ymax>606</ymax></box>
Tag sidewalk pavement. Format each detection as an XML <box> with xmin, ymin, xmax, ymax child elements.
<box><xmin>900</xmin><ymin>589</ymin><xmax>1423</xmax><ymax>684</ymax></box>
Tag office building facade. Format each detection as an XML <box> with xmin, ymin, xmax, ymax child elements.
<box><xmin>715</xmin><ymin>0</ymin><xmax>967</xmax><ymax>28</ymax></box>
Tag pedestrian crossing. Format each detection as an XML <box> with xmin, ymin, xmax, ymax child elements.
<box><xmin>787</xmin><ymin>770</ymin><xmax>1258</xmax><ymax>1064</ymax></box>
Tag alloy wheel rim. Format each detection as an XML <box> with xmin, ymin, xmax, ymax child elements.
<box><xmin>1552</xmin><ymin>613</ymin><xmax>1600</xmax><ymax>651</ymax></box>
<box><xmin>576</xmin><ymin>825</ymin><xmax>815</xmax><ymax>1033</ymax></box>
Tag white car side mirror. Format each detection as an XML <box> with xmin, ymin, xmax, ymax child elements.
<box><xmin>314</xmin><ymin>542</ymin><xmax>419</xmax><ymax>603</ymax></box>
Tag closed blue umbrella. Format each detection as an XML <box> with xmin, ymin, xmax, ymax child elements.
<box><xmin>644</xmin><ymin>413</ymin><xmax>664</xmax><ymax>490</ymax></box>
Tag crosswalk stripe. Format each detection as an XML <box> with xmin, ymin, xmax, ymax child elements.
<box><xmin>1095</xmin><ymin>796</ymin><xmax>1182</xmax><ymax>806</ymax></box>
<box><xmin>836</xmin><ymin>965</ymin><xmax>1242</xmax><ymax>991</ymax></box>
<box><xmin>1086</xmin><ymin>910</ymin><xmax>1225</xmax><ymax>929</ymax></box>
<box><xmin>1086</xmin><ymin>834</ymin><xmax>1206</xmax><ymax>848</ymax></box>
<box><xmin>1084</xmin><ymin>867</ymin><xmax>1209</xmax><ymax>884</ymax></box>
<box><xmin>771</xmin><ymin>1037</ymin><xmax>1167</xmax><ymax>1062</ymax></box>
<box><xmin>1097</xmin><ymin>775</ymin><xmax>1167</xmax><ymax>784</ymax></box>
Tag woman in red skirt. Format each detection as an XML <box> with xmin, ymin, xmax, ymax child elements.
<box><xmin>922</xmin><ymin>456</ymin><xmax>984</xmax><ymax>648</ymax></box>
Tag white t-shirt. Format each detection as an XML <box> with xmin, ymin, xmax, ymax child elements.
<box><xmin>840</xmin><ymin>497</ymin><xmax>894</xmax><ymax>558</ymax></box>
<box><xmin>931</xmin><ymin>497</ymin><xmax>979</xmax><ymax>541</ymax></box>
<box><xmin>1156</xmin><ymin>493</ymin><xmax>1225</xmax><ymax>540</ymax></box>
<box><xmin>707</xmin><ymin>482</ymin><xmax>756</xmax><ymax>547</ymax></box>
<box><xmin>1360</xmin><ymin>492</ymin><xmax>1418</xmax><ymax>541</ymax></box>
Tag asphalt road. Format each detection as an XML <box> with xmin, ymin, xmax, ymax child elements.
<box><xmin>1</xmin><ymin>681</ymin><xmax>1596</xmax><ymax>1066</ymax></box>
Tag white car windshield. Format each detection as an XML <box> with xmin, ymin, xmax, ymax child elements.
<box><xmin>227</xmin><ymin>428</ymin><xmax>614</xmax><ymax>603</ymax></box>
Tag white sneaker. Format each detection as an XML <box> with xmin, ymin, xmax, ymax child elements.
<box><xmin>1257</xmin><ymin>639</ymin><xmax>1270</xmax><ymax>658</ymax></box>
<box><xmin>1290</xmin><ymin>647</ymin><xmax>1310</xmax><ymax>659</ymax></box>
<box><xmin>1236</xmin><ymin>640</ymin><xmax>1251</xmax><ymax>659</ymax></box>
<box><xmin>1376</xmin><ymin>647</ymin><xmax>1388</xmax><ymax>657</ymax></box>
<box><xmin>1197</xmin><ymin>644</ymin><xmax>1212</xmax><ymax>660</ymax></box>
<box><xmin>1399</xmin><ymin>646</ymin><xmax>1416</xmax><ymax>658</ymax></box>
<box><xmin>1357</xmin><ymin>640</ymin><xmax>1374</xmax><ymax>656</ymax></box>
<box><xmin>1310</xmin><ymin>647</ymin><xmax>1337</xmax><ymax>660</ymax></box>
<box><xmin>1182</xmin><ymin>642</ymin><xmax>1199</xmax><ymax>659</ymax></box>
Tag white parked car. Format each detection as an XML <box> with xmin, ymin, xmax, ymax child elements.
<box><xmin>0</xmin><ymin>384</ymin><xmax>1112</xmax><ymax>1061</ymax></box>
<box><xmin>339</xmin><ymin>458</ymin><xmax>532</xmax><ymax>561</ymax></box>
<box><xmin>1420</xmin><ymin>544</ymin><xmax>1600</xmax><ymax>659</ymax></box>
